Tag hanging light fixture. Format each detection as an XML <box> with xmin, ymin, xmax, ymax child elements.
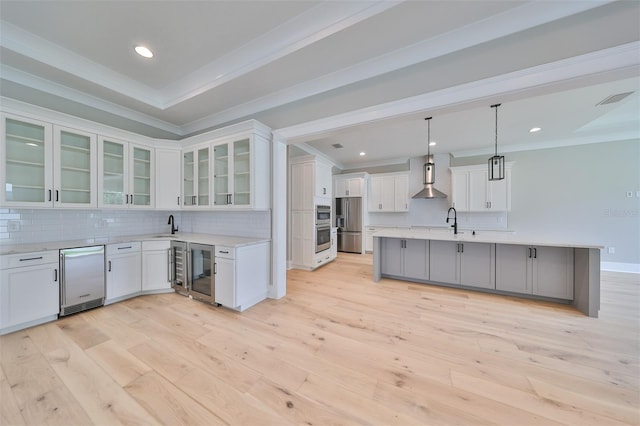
<box><xmin>488</xmin><ymin>103</ymin><xmax>505</xmax><ymax>181</ymax></box>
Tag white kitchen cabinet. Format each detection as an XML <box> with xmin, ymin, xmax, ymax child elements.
<box><xmin>496</xmin><ymin>244</ymin><xmax>573</xmax><ymax>299</ymax></box>
<box><xmin>142</xmin><ymin>240</ymin><xmax>172</xmax><ymax>292</ymax></box>
<box><xmin>106</xmin><ymin>242</ymin><xmax>142</xmax><ymax>304</ymax></box>
<box><xmin>212</xmin><ymin>134</ymin><xmax>270</xmax><ymax>209</ymax></box>
<box><xmin>155</xmin><ymin>148</ymin><xmax>181</xmax><ymax>209</ymax></box>
<box><xmin>315</xmin><ymin>158</ymin><xmax>332</xmax><ymax>199</ymax></box>
<box><xmin>214</xmin><ymin>242</ymin><xmax>270</xmax><ymax>311</ymax></box>
<box><xmin>450</xmin><ymin>164</ymin><xmax>512</xmax><ymax>212</ymax></box>
<box><xmin>429</xmin><ymin>240</ymin><xmax>495</xmax><ymax>289</ymax></box>
<box><xmin>334</xmin><ymin>176</ymin><xmax>364</xmax><ymax>198</ymax></box>
<box><xmin>182</xmin><ymin>144</ymin><xmax>210</xmax><ymax>208</ymax></box>
<box><xmin>0</xmin><ymin>250</ymin><xmax>59</xmax><ymax>334</ymax></box>
<box><xmin>98</xmin><ymin>137</ymin><xmax>154</xmax><ymax>209</ymax></box>
<box><xmin>368</xmin><ymin>173</ymin><xmax>408</xmax><ymax>212</ymax></box>
<box><xmin>290</xmin><ymin>210</ymin><xmax>315</xmax><ymax>269</ymax></box>
<box><xmin>381</xmin><ymin>238</ymin><xmax>429</xmax><ymax>281</ymax></box>
<box><xmin>1</xmin><ymin>114</ymin><xmax>97</xmax><ymax>208</ymax></box>
<box><xmin>290</xmin><ymin>160</ymin><xmax>314</xmax><ymax>211</ymax></box>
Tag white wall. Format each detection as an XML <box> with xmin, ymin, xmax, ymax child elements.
<box><xmin>452</xmin><ymin>139</ymin><xmax>640</xmax><ymax>266</ymax></box>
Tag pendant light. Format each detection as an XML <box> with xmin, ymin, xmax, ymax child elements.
<box><xmin>488</xmin><ymin>103</ymin><xmax>505</xmax><ymax>181</ymax></box>
<box><xmin>424</xmin><ymin>116</ymin><xmax>434</xmax><ymax>185</ymax></box>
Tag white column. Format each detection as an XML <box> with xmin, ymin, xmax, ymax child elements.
<box><xmin>269</xmin><ymin>135</ymin><xmax>287</xmax><ymax>299</ymax></box>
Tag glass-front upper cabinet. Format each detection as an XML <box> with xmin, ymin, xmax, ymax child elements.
<box><xmin>53</xmin><ymin>126</ymin><xmax>97</xmax><ymax>208</ymax></box>
<box><xmin>182</xmin><ymin>145</ymin><xmax>210</xmax><ymax>208</ymax></box>
<box><xmin>98</xmin><ymin>136</ymin><xmax>153</xmax><ymax>209</ymax></box>
<box><xmin>1</xmin><ymin>114</ymin><xmax>53</xmax><ymax>206</ymax></box>
<box><xmin>1</xmin><ymin>114</ymin><xmax>97</xmax><ymax>208</ymax></box>
<box><xmin>212</xmin><ymin>137</ymin><xmax>252</xmax><ymax>208</ymax></box>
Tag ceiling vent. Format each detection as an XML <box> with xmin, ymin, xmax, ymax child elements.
<box><xmin>597</xmin><ymin>91</ymin><xmax>634</xmax><ymax>106</ymax></box>
<box><xmin>332</xmin><ymin>143</ymin><xmax>344</xmax><ymax>149</ymax></box>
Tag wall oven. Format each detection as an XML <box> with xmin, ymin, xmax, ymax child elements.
<box><xmin>316</xmin><ymin>224</ymin><xmax>331</xmax><ymax>253</ymax></box>
<box><xmin>316</xmin><ymin>205</ymin><xmax>331</xmax><ymax>226</ymax></box>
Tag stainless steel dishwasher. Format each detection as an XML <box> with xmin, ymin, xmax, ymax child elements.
<box><xmin>59</xmin><ymin>245</ymin><xmax>105</xmax><ymax>316</ymax></box>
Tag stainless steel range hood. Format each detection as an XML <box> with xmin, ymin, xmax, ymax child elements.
<box><xmin>412</xmin><ymin>155</ymin><xmax>447</xmax><ymax>199</ymax></box>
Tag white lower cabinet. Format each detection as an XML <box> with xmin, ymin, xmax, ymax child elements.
<box><xmin>496</xmin><ymin>244</ymin><xmax>574</xmax><ymax>299</ymax></box>
<box><xmin>381</xmin><ymin>238</ymin><xmax>429</xmax><ymax>281</ymax></box>
<box><xmin>142</xmin><ymin>240</ymin><xmax>172</xmax><ymax>292</ymax></box>
<box><xmin>214</xmin><ymin>242</ymin><xmax>270</xmax><ymax>311</ymax></box>
<box><xmin>0</xmin><ymin>250</ymin><xmax>59</xmax><ymax>334</ymax></box>
<box><xmin>330</xmin><ymin>228</ymin><xmax>338</xmax><ymax>259</ymax></box>
<box><xmin>429</xmin><ymin>240</ymin><xmax>495</xmax><ymax>289</ymax></box>
<box><xmin>106</xmin><ymin>242</ymin><xmax>142</xmax><ymax>304</ymax></box>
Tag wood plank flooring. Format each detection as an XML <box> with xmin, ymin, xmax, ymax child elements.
<box><xmin>1</xmin><ymin>253</ymin><xmax>638</xmax><ymax>425</ymax></box>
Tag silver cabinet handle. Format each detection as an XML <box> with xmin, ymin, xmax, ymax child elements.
<box><xmin>19</xmin><ymin>256</ymin><xmax>43</xmax><ymax>262</ymax></box>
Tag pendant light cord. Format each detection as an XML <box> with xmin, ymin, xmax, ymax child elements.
<box><xmin>491</xmin><ymin>104</ymin><xmax>501</xmax><ymax>156</ymax></box>
<box><xmin>425</xmin><ymin>116</ymin><xmax>432</xmax><ymax>156</ymax></box>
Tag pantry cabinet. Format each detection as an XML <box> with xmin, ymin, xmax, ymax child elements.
<box><xmin>105</xmin><ymin>242</ymin><xmax>142</xmax><ymax>304</ymax></box>
<box><xmin>450</xmin><ymin>164</ymin><xmax>512</xmax><ymax>212</ymax></box>
<box><xmin>98</xmin><ymin>137</ymin><xmax>153</xmax><ymax>209</ymax></box>
<box><xmin>1</xmin><ymin>114</ymin><xmax>97</xmax><ymax>208</ymax></box>
<box><xmin>496</xmin><ymin>244</ymin><xmax>573</xmax><ymax>299</ymax></box>
<box><xmin>182</xmin><ymin>144</ymin><xmax>211</xmax><ymax>208</ymax></box>
<box><xmin>429</xmin><ymin>240</ymin><xmax>495</xmax><ymax>289</ymax></box>
<box><xmin>368</xmin><ymin>173</ymin><xmax>408</xmax><ymax>212</ymax></box>
<box><xmin>0</xmin><ymin>250</ymin><xmax>59</xmax><ymax>334</ymax></box>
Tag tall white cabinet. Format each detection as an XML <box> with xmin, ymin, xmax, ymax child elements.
<box><xmin>289</xmin><ymin>154</ymin><xmax>335</xmax><ymax>270</ymax></box>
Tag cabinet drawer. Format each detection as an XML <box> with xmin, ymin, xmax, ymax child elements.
<box><xmin>0</xmin><ymin>250</ymin><xmax>59</xmax><ymax>269</ymax></box>
<box><xmin>142</xmin><ymin>240</ymin><xmax>171</xmax><ymax>251</ymax></box>
<box><xmin>107</xmin><ymin>241</ymin><xmax>141</xmax><ymax>255</ymax></box>
<box><xmin>215</xmin><ymin>246</ymin><xmax>235</xmax><ymax>259</ymax></box>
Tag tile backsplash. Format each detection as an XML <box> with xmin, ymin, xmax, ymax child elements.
<box><xmin>0</xmin><ymin>209</ymin><xmax>271</xmax><ymax>245</ymax></box>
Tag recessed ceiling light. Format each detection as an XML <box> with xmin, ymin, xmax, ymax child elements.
<box><xmin>429</xmin><ymin>141</ymin><xmax>436</xmax><ymax>146</ymax></box>
<box><xmin>529</xmin><ymin>127</ymin><xmax>541</xmax><ymax>133</ymax></box>
<box><xmin>134</xmin><ymin>45</ymin><xmax>154</xmax><ymax>58</ymax></box>
<box><xmin>359</xmin><ymin>152</ymin><xmax>366</xmax><ymax>156</ymax></box>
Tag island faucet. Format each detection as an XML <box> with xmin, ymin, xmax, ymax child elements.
<box><xmin>446</xmin><ymin>207</ymin><xmax>458</xmax><ymax>235</ymax></box>
<box><xmin>167</xmin><ymin>214</ymin><xmax>178</xmax><ymax>235</ymax></box>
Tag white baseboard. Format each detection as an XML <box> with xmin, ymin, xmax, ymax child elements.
<box><xmin>601</xmin><ymin>262</ymin><xmax>640</xmax><ymax>273</ymax></box>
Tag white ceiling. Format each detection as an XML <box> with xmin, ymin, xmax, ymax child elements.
<box><xmin>1</xmin><ymin>0</ymin><xmax>639</xmax><ymax>169</ymax></box>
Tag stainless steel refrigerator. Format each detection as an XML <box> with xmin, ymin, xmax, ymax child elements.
<box><xmin>336</xmin><ymin>197</ymin><xmax>362</xmax><ymax>253</ymax></box>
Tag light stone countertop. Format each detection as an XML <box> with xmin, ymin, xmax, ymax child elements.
<box><xmin>0</xmin><ymin>233</ymin><xmax>270</xmax><ymax>256</ymax></box>
<box><xmin>372</xmin><ymin>227</ymin><xmax>603</xmax><ymax>250</ymax></box>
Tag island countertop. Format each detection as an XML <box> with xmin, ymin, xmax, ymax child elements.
<box><xmin>372</xmin><ymin>227</ymin><xmax>603</xmax><ymax>250</ymax></box>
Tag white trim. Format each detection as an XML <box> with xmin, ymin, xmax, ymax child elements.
<box><xmin>273</xmin><ymin>42</ymin><xmax>640</xmax><ymax>142</ymax></box>
<box><xmin>601</xmin><ymin>262</ymin><xmax>640</xmax><ymax>274</ymax></box>
<box><xmin>1</xmin><ymin>66</ymin><xmax>183</xmax><ymax>136</ymax></box>
<box><xmin>291</xmin><ymin>142</ymin><xmax>344</xmax><ymax>170</ymax></box>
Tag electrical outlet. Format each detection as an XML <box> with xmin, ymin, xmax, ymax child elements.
<box><xmin>608</xmin><ymin>247</ymin><xmax>615</xmax><ymax>254</ymax></box>
<box><xmin>626</xmin><ymin>191</ymin><xmax>633</xmax><ymax>198</ymax></box>
<box><xmin>7</xmin><ymin>220</ymin><xmax>20</xmax><ymax>232</ymax></box>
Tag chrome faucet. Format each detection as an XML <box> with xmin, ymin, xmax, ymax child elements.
<box><xmin>446</xmin><ymin>207</ymin><xmax>458</xmax><ymax>235</ymax></box>
<box><xmin>167</xmin><ymin>214</ymin><xmax>178</xmax><ymax>234</ymax></box>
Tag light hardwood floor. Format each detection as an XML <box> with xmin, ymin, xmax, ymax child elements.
<box><xmin>1</xmin><ymin>253</ymin><xmax>639</xmax><ymax>425</ymax></box>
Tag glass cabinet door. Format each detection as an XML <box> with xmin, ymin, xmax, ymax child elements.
<box><xmin>2</xmin><ymin>115</ymin><xmax>52</xmax><ymax>205</ymax></box>
<box><xmin>232</xmin><ymin>138</ymin><xmax>251</xmax><ymax>206</ymax></box>
<box><xmin>183</xmin><ymin>150</ymin><xmax>195</xmax><ymax>206</ymax></box>
<box><xmin>100</xmin><ymin>139</ymin><xmax>126</xmax><ymax>206</ymax></box>
<box><xmin>132</xmin><ymin>146</ymin><xmax>152</xmax><ymax>207</ymax></box>
<box><xmin>197</xmin><ymin>147</ymin><xmax>209</xmax><ymax>206</ymax></box>
<box><xmin>54</xmin><ymin>126</ymin><xmax>96</xmax><ymax>207</ymax></box>
<box><xmin>213</xmin><ymin>143</ymin><xmax>230</xmax><ymax>205</ymax></box>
